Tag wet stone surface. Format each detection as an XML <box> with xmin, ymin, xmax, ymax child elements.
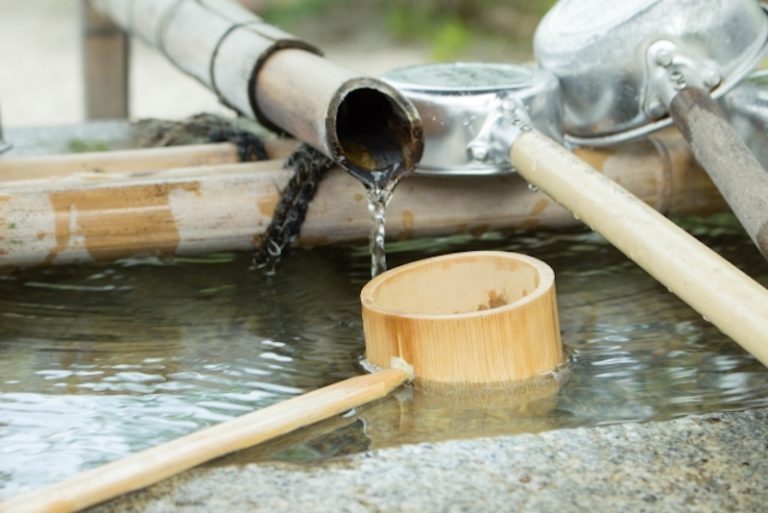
<box><xmin>89</xmin><ymin>408</ymin><xmax>768</xmax><ymax>513</ymax></box>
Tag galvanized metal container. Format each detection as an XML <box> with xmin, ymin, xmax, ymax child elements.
<box><xmin>383</xmin><ymin>63</ymin><xmax>562</xmax><ymax>175</ymax></box>
<box><xmin>534</xmin><ymin>0</ymin><xmax>768</xmax><ymax>145</ymax></box>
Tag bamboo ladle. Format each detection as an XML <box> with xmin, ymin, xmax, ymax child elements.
<box><xmin>0</xmin><ymin>251</ymin><xmax>563</xmax><ymax>513</ymax></box>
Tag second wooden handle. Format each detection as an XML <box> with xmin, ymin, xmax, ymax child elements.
<box><xmin>670</xmin><ymin>86</ymin><xmax>768</xmax><ymax>259</ymax></box>
<box><xmin>511</xmin><ymin>130</ymin><xmax>768</xmax><ymax>365</ymax></box>
<box><xmin>0</xmin><ymin>368</ymin><xmax>409</xmax><ymax>513</ymax></box>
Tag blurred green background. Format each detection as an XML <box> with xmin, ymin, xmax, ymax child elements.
<box><xmin>0</xmin><ymin>0</ymin><xmax>556</xmax><ymax>126</ymax></box>
<box><xmin>251</xmin><ymin>0</ymin><xmax>556</xmax><ymax>61</ymax></box>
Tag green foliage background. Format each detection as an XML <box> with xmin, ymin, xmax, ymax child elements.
<box><xmin>259</xmin><ymin>0</ymin><xmax>556</xmax><ymax>60</ymax></box>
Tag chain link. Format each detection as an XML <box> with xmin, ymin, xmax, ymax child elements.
<box><xmin>252</xmin><ymin>144</ymin><xmax>335</xmax><ymax>273</ymax></box>
<box><xmin>134</xmin><ymin>114</ymin><xmax>332</xmax><ymax>274</ymax></box>
<box><xmin>208</xmin><ymin>126</ymin><xmax>268</xmax><ymax>161</ymax></box>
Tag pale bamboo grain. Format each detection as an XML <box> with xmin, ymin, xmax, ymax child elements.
<box><xmin>0</xmin><ymin>368</ymin><xmax>409</xmax><ymax>513</ymax></box>
<box><xmin>511</xmin><ymin>130</ymin><xmax>768</xmax><ymax>366</ymax></box>
<box><xmin>0</xmin><ymin>138</ymin><xmax>726</xmax><ymax>269</ymax></box>
<box><xmin>362</xmin><ymin>251</ymin><xmax>563</xmax><ymax>384</ymax></box>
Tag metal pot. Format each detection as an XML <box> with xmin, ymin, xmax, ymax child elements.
<box><xmin>535</xmin><ymin>0</ymin><xmax>768</xmax><ymax>259</ymax></box>
<box><xmin>382</xmin><ymin>62</ymin><xmax>562</xmax><ymax>176</ymax></box>
<box><xmin>534</xmin><ymin>0</ymin><xmax>768</xmax><ymax>145</ymax></box>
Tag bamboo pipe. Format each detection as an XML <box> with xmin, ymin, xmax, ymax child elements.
<box><xmin>0</xmin><ymin>138</ymin><xmax>724</xmax><ymax>269</ymax></box>
<box><xmin>511</xmin><ymin>130</ymin><xmax>768</xmax><ymax>366</ymax></box>
<box><xmin>89</xmin><ymin>0</ymin><xmax>423</xmax><ymax>183</ymax></box>
<box><xmin>0</xmin><ymin>251</ymin><xmax>561</xmax><ymax>513</ymax></box>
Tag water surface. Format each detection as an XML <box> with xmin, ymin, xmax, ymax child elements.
<box><xmin>1</xmin><ymin>214</ymin><xmax>767</xmax><ymax>497</ymax></box>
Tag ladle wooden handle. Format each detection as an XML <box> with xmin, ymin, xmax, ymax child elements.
<box><xmin>0</xmin><ymin>368</ymin><xmax>409</xmax><ymax>513</ymax></box>
<box><xmin>669</xmin><ymin>86</ymin><xmax>768</xmax><ymax>259</ymax></box>
<box><xmin>510</xmin><ymin>130</ymin><xmax>768</xmax><ymax>365</ymax></box>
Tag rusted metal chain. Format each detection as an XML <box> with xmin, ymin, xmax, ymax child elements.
<box><xmin>199</xmin><ymin>124</ymin><xmax>329</xmax><ymax>272</ymax></box>
<box><xmin>252</xmin><ymin>144</ymin><xmax>335</xmax><ymax>273</ymax></box>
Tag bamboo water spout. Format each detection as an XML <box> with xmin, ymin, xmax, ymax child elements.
<box><xmin>89</xmin><ymin>0</ymin><xmax>423</xmax><ymax>184</ymax></box>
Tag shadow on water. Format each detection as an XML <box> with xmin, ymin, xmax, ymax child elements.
<box><xmin>1</xmin><ymin>213</ymin><xmax>767</xmax><ymax>495</ymax></box>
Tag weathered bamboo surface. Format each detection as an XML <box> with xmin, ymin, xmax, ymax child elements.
<box><xmin>0</xmin><ymin>136</ymin><xmax>723</xmax><ymax>269</ymax></box>
<box><xmin>0</xmin><ymin>137</ymin><xmax>724</xmax><ymax>269</ymax></box>
<box><xmin>89</xmin><ymin>0</ymin><xmax>423</xmax><ymax>179</ymax></box>
<box><xmin>0</xmin><ymin>139</ymin><xmax>297</xmax><ymax>184</ymax></box>
<box><xmin>0</xmin><ymin>144</ymin><xmax>238</xmax><ymax>183</ymax></box>
<box><xmin>91</xmin><ymin>0</ymin><xmax>321</xmax><ymax>122</ymax></box>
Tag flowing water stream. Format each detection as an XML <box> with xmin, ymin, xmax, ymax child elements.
<box><xmin>365</xmin><ymin>177</ymin><xmax>400</xmax><ymax>277</ymax></box>
<box><xmin>1</xmin><ymin>214</ymin><xmax>767</xmax><ymax>498</ymax></box>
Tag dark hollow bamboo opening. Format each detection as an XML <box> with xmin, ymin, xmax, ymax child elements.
<box><xmin>331</xmin><ymin>84</ymin><xmax>424</xmax><ymax>185</ymax></box>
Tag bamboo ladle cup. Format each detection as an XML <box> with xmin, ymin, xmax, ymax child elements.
<box><xmin>0</xmin><ymin>251</ymin><xmax>563</xmax><ymax>513</ymax></box>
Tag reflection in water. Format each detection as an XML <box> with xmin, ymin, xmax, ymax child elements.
<box><xmin>1</xmin><ymin>214</ymin><xmax>767</xmax><ymax>496</ymax></box>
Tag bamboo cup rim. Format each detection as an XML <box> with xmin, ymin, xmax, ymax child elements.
<box><xmin>361</xmin><ymin>251</ymin><xmax>564</xmax><ymax>384</ymax></box>
<box><xmin>361</xmin><ymin>251</ymin><xmax>554</xmax><ymax>319</ymax></box>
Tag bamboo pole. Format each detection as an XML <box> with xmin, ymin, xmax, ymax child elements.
<box><xmin>0</xmin><ymin>139</ymin><xmax>297</xmax><ymax>183</ymax></box>
<box><xmin>511</xmin><ymin>130</ymin><xmax>768</xmax><ymax>366</ymax></box>
<box><xmin>80</xmin><ymin>0</ymin><xmax>130</xmax><ymax>119</ymax></box>
<box><xmin>0</xmin><ymin>368</ymin><xmax>410</xmax><ymax>513</ymax></box>
<box><xmin>89</xmin><ymin>0</ymin><xmax>424</xmax><ymax>182</ymax></box>
<box><xmin>0</xmin><ymin>144</ymin><xmax>238</xmax><ymax>182</ymax></box>
<box><xmin>0</xmin><ymin>138</ymin><xmax>724</xmax><ymax>269</ymax></box>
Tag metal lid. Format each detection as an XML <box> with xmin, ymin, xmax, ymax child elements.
<box><xmin>383</xmin><ymin>63</ymin><xmax>562</xmax><ymax>176</ymax></box>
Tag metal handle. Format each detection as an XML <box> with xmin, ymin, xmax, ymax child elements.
<box><xmin>670</xmin><ymin>86</ymin><xmax>768</xmax><ymax>259</ymax></box>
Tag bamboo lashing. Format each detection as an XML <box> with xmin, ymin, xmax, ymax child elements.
<box><xmin>0</xmin><ymin>250</ymin><xmax>562</xmax><ymax>513</ymax></box>
<box><xmin>89</xmin><ymin>0</ymin><xmax>423</xmax><ymax>182</ymax></box>
<box><xmin>0</xmin><ymin>138</ymin><xmax>724</xmax><ymax>269</ymax></box>
<box><xmin>511</xmin><ymin>130</ymin><xmax>768</xmax><ymax>367</ymax></box>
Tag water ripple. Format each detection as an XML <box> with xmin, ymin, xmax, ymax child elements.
<box><xmin>1</xmin><ymin>215</ymin><xmax>767</xmax><ymax>496</ymax></box>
